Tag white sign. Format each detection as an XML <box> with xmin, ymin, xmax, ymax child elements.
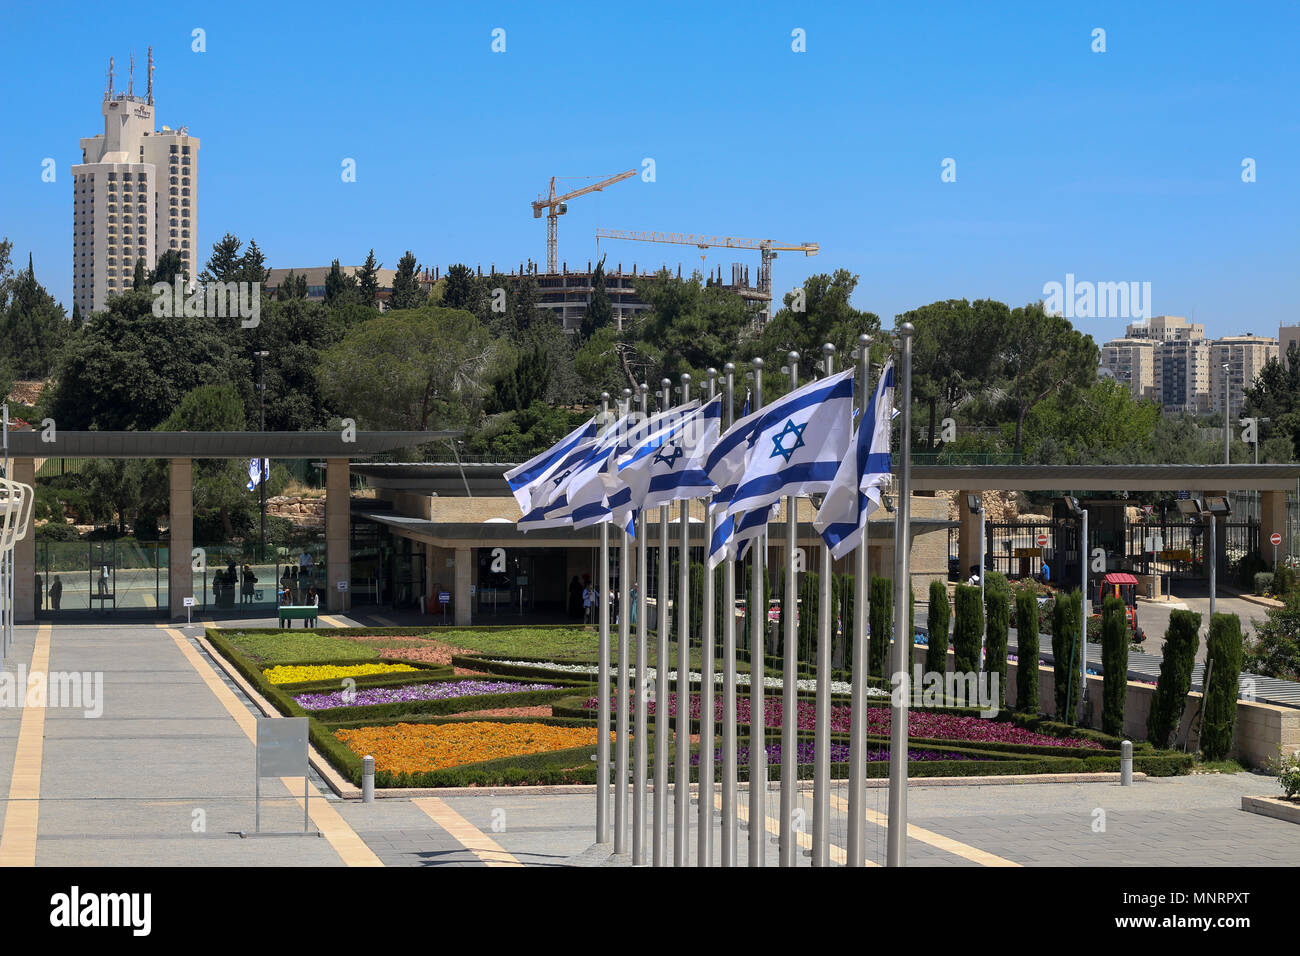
<box><xmin>1035</xmin><ymin>533</ymin><xmax>1048</xmax><ymax>548</ymax></box>
<box><xmin>336</xmin><ymin>580</ymin><xmax>349</xmax><ymax>591</ymax></box>
<box><xmin>256</xmin><ymin>717</ymin><xmax>308</xmax><ymax>777</ymax></box>
<box><xmin>1144</xmin><ymin>535</ymin><xmax>1164</xmax><ymax>554</ymax></box>
<box><xmin>182</xmin><ymin>597</ymin><xmax>196</xmax><ymax>608</ymax></box>
<box><xmin>1271</xmin><ymin>532</ymin><xmax>1282</xmax><ymax>546</ymax></box>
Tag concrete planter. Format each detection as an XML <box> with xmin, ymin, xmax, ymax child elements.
<box><xmin>1240</xmin><ymin>794</ymin><xmax>1300</xmax><ymax>824</ymax></box>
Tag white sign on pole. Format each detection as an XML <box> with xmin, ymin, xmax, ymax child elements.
<box><xmin>182</xmin><ymin>597</ymin><xmax>196</xmax><ymax>607</ymax></box>
<box><xmin>336</xmin><ymin>580</ymin><xmax>349</xmax><ymax>591</ymax></box>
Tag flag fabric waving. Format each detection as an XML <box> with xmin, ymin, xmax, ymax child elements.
<box><xmin>246</xmin><ymin>458</ymin><xmax>269</xmax><ymax>492</ymax></box>
<box><xmin>618</xmin><ymin>395</ymin><xmax>723</xmax><ymax>512</ymax></box>
<box><xmin>814</xmin><ymin>359</ymin><xmax>895</xmax><ymax>559</ymax></box>
<box><xmin>505</xmin><ymin>414</ymin><xmax>602</xmax><ymax>514</ymax></box>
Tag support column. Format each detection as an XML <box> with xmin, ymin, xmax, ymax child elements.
<box><xmin>454</xmin><ymin>547</ymin><xmax>472</xmax><ymax>625</ymax></box>
<box><xmin>168</xmin><ymin>458</ymin><xmax>193</xmax><ymax>618</ymax></box>
<box><xmin>957</xmin><ymin>489</ymin><xmax>982</xmax><ymax>579</ymax></box>
<box><xmin>325</xmin><ymin>458</ymin><xmax>350</xmax><ymax>612</ymax></box>
<box><xmin>12</xmin><ymin>458</ymin><xmax>36</xmax><ymax>622</ymax></box>
<box><xmin>1261</xmin><ymin>490</ymin><xmax>1286</xmax><ymax>568</ymax></box>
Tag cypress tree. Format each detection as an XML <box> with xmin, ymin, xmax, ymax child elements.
<box><xmin>984</xmin><ymin>575</ymin><xmax>1010</xmax><ymax>708</ymax></box>
<box><xmin>1052</xmin><ymin>589</ymin><xmax>1083</xmax><ymax>724</ymax></box>
<box><xmin>868</xmin><ymin>576</ymin><xmax>892</xmax><ymax>679</ymax></box>
<box><xmin>1146</xmin><ymin>610</ymin><xmax>1201</xmax><ymax>747</ymax></box>
<box><xmin>1201</xmin><ymin>613</ymin><xmax>1244</xmax><ymax>760</ymax></box>
<box><xmin>925</xmin><ymin>580</ymin><xmax>950</xmax><ymax>676</ymax></box>
<box><xmin>1100</xmin><ymin>595</ymin><xmax>1129</xmax><ymax>736</ymax></box>
<box><xmin>1014</xmin><ymin>588</ymin><xmax>1040</xmax><ymax>714</ymax></box>
<box><xmin>952</xmin><ymin>584</ymin><xmax>983</xmax><ymax>675</ymax></box>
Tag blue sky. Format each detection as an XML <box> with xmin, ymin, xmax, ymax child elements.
<box><xmin>2</xmin><ymin>0</ymin><xmax>1296</xmax><ymax>341</ymax></box>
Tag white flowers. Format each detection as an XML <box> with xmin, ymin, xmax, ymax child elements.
<box><xmin>481</xmin><ymin>659</ymin><xmax>889</xmax><ymax>697</ymax></box>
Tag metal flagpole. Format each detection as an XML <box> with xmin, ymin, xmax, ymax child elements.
<box><xmin>720</xmin><ymin>363</ymin><xmax>739</xmax><ymax>866</ymax></box>
<box><xmin>654</xmin><ymin>378</ymin><xmax>672</xmax><ymax>866</ymax></box>
<box><xmin>675</xmin><ymin>373</ymin><xmax>692</xmax><ymax>866</ymax></box>
<box><xmin>614</xmin><ymin>388</ymin><xmax>633</xmax><ymax>853</ymax></box>
<box><xmin>633</xmin><ymin>383</ymin><xmax>650</xmax><ymax>865</ymax></box>
<box><xmin>597</xmin><ymin>392</ymin><xmax>612</xmax><ymax>846</ymax></box>
<box><xmin>698</xmin><ymin>368</ymin><xmax>718</xmax><ymax>867</ymax></box>
<box><xmin>812</xmin><ymin>343</ymin><xmax>836</xmax><ymax>866</ymax></box>
<box><xmin>886</xmin><ymin>323</ymin><xmax>914</xmax><ymax>867</ymax></box>
<box><xmin>748</xmin><ymin>357</ymin><xmax>766</xmax><ymax>867</ymax></box>
<box><xmin>848</xmin><ymin>334</ymin><xmax>871</xmax><ymax>866</ymax></box>
<box><xmin>779</xmin><ymin>352</ymin><xmax>800</xmax><ymax>867</ymax></box>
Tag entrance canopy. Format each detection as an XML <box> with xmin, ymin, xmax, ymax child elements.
<box><xmin>910</xmin><ymin>463</ymin><xmax>1300</xmax><ymax>491</ymax></box>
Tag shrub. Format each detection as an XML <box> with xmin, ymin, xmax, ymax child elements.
<box><xmin>1274</xmin><ymin>564</ymin><xmax>1295</xmax><ymax>596</ymax></box>
<box><xmin>36</xmin><ymin>522</ymin><xmax>81</xmax><ymax>541</ymax></box>
<box><xmin>1254</xmin><ymin>571</ymin><xmax>1275</xmax><ymax>596</ymax></box>
<box><xmin>1243</xmin><ymin>591</ymin><xmax>1300</xmax><ymax>682</ymax></box>
<box><xmin>925</xmin><ymin>580</ymin><xmax>950</xmax><ymax>675</ymax></box>
<box><xmin>952</xmin><ymin>584</ymin><xmax>983</xmax><ymax>676</ymax></box>
<box><xmin>984</xmin><ymin>576</ymin><xmax>1009</xmax><ymax>707</ymax></box>
<box><xmin>1146</xmin><ymin>609</ymin><xmax>1202</xmax><ymax>747</ymax></box>
<box><xmin>1200</xmin><ymin>613</ymin><xmax>1243</xmax><ymax>760</ymax></box>
<box><xmin>1100</xmin><ymin>595</ymin><xmax>1129</xmax><ymax>737</ymax></box>
<box><xmin>1051</xmin><ymin>589</ymin><xmax>1082</xmax><ymax>725</ymax></box>
<box><xmin>1236</xmin><ymin>549</ymin><xmax>1268</xmax><ymax>590</ymax></box>
<box><xmin>1014</xmin><ymin>589</ymin><xmax>1040</xmax><ymax>714</ymax></box>
<box><xmin>868</xmin><ymin>576</ymin><xmax>892</xmax><ymax>679</ymax></box>
<box><xmin>1270</xmin><ymin>749</ymin><xmax>1300</xmax><ymax>799</ymax></box>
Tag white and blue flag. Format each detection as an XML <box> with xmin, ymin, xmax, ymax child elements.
<box><xmin>814</xmin><ymin>359</ymin><xmax>895</xmax><ymax>560</ymax></box>
<box><xmin>246</xmin><ymin>458</ymin><xmax>269</xmax><ymax>492</ymax></box>
<box><xmin>705</xmin><ymin>368</ymin><xmax>856</xmax><ymax>523</ymax></box>
<box><xmin>617</xmin><ymin>395</ymin><xmax>723</xmax><ymax>512</ymax></box>
<box><xmin>505</xmin><ymin>414</ymin><xmax>602</xmax><ymax>514</ymax></box>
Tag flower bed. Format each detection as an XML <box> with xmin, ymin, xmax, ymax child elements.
<box><xmin>294</xmin><ymin>679</ymin><xmax>561</xmax><ymax>711</ymax></box>
<box><xmin>263</xmin><ymin>662</ymin><xmax>420</xmax><ymax>685</ymax></box>
<box><xmin>692</xmin><ymin>742</ymin><xmax>972</xmax><ymax>765</ymax></box>
<box><xmin>581</xmin><ymin>693</ymin><xmax>1103</xmax><ymax>749</ymax></box>
<box><xmin>333</xmin><ymin>720</ymin><xmax>611</xmax><ymax>774</ymax></box>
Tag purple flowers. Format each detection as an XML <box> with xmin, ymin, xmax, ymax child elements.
<box><xmin>294</xmin><ymin>679</ymin><xmax>559</xmax><ymax>711</ymax></box>
<box><xmin>691</xmin><ymin>743</ymin><xmax>972</xmax><ymax>765</ymax></box>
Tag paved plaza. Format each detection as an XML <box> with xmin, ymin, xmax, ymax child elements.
<box><xmin>0</xmin><ymin>617</ymin><xmax>1295</xmax><ymax>867</ymax></box>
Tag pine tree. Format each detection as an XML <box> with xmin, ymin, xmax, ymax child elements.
<box><xmin>390</xmin><ymin>251</ymin><xmax>427</xmax><ymax>310</ymax></box>
<box><xmin>202</xmin><ymin>233</ymin><xmax>244</xmax><ymax>282</ymax></box>
<box><xmin>239</xmin><ymin>239</ymin><xmax>271</xmax><ymax>285</ymax></box>
<box><xmin>324</xmin><ymin>259</ymin><xmax>358</xmax><ymax>306</ymax></box>
<box><xmin>580</xmin><ymin>256</ymin><xmax>614</xmax><ymax>340</ymax></box>
<box><xmin>356</xmin><ymin>249</ymin><xmax>381</xmax><ymax>307</ymax></box>
<box><xmin>132</xmin><ymin>257</ymin><xmax>148</xmax><ymax>291</ymax></box>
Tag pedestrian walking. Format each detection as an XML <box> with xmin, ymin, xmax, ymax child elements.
<box><xmin>49</xmin><ymin>575</ymin><xmax>63</xmax><ymax>610</ymax></box>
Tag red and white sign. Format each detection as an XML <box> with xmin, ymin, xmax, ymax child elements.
<box><xmin>1271</xmin><ymin>532</ymin><xmax>1282</xmax><ymax>546</ymax></box>
<box><xmin>1035</xmin><ymin>533</ymin><xmax>1049</xmax><ymax>548</ymax></box>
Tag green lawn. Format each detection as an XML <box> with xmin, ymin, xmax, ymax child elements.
<box><xmin>222</xmin><ymin>630</ymin><xmax>379</xmax><ymax>665</ymax></box>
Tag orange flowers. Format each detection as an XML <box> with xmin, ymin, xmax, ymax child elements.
<box><xmin>334</xmin><ymin>721</ymin><xmax>611</xmax><ymax>774</ymax></box>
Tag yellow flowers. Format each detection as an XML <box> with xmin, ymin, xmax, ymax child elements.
<box><xmin>263</xmin><ymin>663</ymin><xmax>419</xmax><ymax>685</ymax></box>
<box><xmin>334</xmin><ymin>721</ymin><xmax>611</xmax><ymax>773</ymax></box>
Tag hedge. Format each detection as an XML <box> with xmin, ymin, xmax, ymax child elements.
<box><xmin>984</xmin><ymin>573</ymin><xmax>1010</xmax><ymax>707</ymax></box>
<box><xmin>1201</xmin><ymin>613</ymin><xmax>1243</xmax><ymax>760</ymax></box>
<box><xmin>1146</xmin><ymin>609</ymin><xmax>1201</xmax><ymax>747</ymax></box>
<box><xmin>1051</xmin><ymin>589</ymin><xmax>1083</xmax><ymax>725</ymax></box>
<box><xmin>925</xmin><ymin>580</ymin><xmax>950</xmax><ymax>676</ymax></box>
<box><xmin>868</xmin><ymin>577</ymin><xmax>892</xmax><ymax>679</ymax></box>
<box><xmin>1254</xmin><ymin>572</ymin><xmax>1275</xmax><ymax>596</ymax></box>
<box><xmin>952</xmin><ymin>584</ymin><xmax>983</xmax><ymax>676</ymax></box>
<box><xmin>1014</xmin><ymin>588</ymin><xmax>1040</xmax><ymax>714</ymax></box>
<box><xmin>1100</xmin><ymin>596</ymin><xmax>1129</xmax><ymax>736</ymax></box>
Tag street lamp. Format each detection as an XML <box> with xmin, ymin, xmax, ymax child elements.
<box><xmin>967</xmin><ymin>494</ymin><xmax>986</xmax><ymax>668</ymax></box>
<box><xmin>1063</xmin><ymin>496</ymin><xmax>1088</xmax><ymax>724</ymax></box>
<box><xmin>1222</xmin><ymin>362</ymin><xmax>1231</xmax><ymax>465</ymax></box>
<box><xmin>254</xmin><ymin>350</ymin><xmax>270</xmax><ymax>564</ymax></box>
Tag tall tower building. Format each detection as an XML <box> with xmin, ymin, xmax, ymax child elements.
<box><xmin>72</xmin><ymin>49</ymin><xmax>199</xmax><ymax>316</ymax></box>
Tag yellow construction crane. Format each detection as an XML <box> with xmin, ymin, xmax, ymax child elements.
<box><xmin>533</xmin><ymin>170</ymin><xmax>637</xmax><ymax>274</ymax></box>
<box><xmin>593</xmin><ymin>229</ymin><xmax>819</xmax><ymax>321</ymax></box>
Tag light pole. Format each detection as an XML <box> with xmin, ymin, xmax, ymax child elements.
<box><xmin>254</xmin><ymin>350</ymin><xmax>270</xmax><ymax>564</ymax></box>
<box><xmin>1223</xmin><ymin>362</ymin><xmax>1231</xmax><ymax>465</ymax></box>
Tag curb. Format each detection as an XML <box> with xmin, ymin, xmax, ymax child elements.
<box><xmin>1241</xmin><ymin>794</ymin><xmax>1300</xmax><ymax>824</ymax></box>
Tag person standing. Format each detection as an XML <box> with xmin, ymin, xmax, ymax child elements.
<box><xmin>35</xmin><ymin>573</ymin><xmax>43</xmax><ymax>611</ymax></box>
<box><xmin>242</xmin><ymin>564</ymin><xmax>257</xmax><ymax>605</ymax></box>
<box><xmin>568</xmin><ymin>576</ymin><xmax>583</xmax><ymax>619</ymax></box>
<box><xmin>629</xmin><ymin>582</ymin><xmax>638</xmax><ymax>629</ymax></box>
<box><xmin>583</xmin><ymin>582</ymin><xmax>597</xmax><ymax>625</ymax></box>
<box><xmin>49</xmin><ymin>575</ymin><xmax>63</xmax><ymax>611</ymax></box>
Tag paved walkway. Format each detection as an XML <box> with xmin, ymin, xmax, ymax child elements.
<box><xmin>0</xmin><ymin>618</ymin><xmax>1294</xmax><ymax>867</ymax></box>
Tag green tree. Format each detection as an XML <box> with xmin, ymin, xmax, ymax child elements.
<box><xmin>388</xmin><ymin>251</ymin><xmax>427</xmax><ymax>311</ymax></box>
<box><xmin>238</xmin><ymin>239</ymin><xmax>271</xmax><ymax>285</ymax></box>
<box><xmin>1022</xmin><ymin>378</ymin><xmax>1162</xmax><ymax>464</ymax></box>
<box><xmin>984</xmin><ymin>572</ymin><xmax>1010</xmax><ymax>706</ymax></box>
<box><xmin>442</xmin><ymin>263</ymin><xmax>479</xmax><ymax>312</ymax></box>
<box><xmin>317</xmin><ymin>306</ymin><xmax>505</xmax><ymax>431</ymax></box>
<box><xmin>1051</xmin><ymin>589</ymin><xmax>1083</xmax><ymax>724</ymax></box>
<box><xmin>633</xmin><ymin>269</ymin><xmax>758</xmax><ymax>383</ymax></box>
<box><xmin>797</xmin><ymin>571</ymin><xmax>818</xmax><ymax>660</ymax></box>
<box><xmin>356</xmin><ymin>249</ymin><xmax>381</xmax><ymax>308</ymax></box>
<box><xmin>903</xmin><ymin>299</ymin><xmax>1006</xmax><ymax>448</ymax></box>
<box><xmin>324</xmin><ymin>259</ymin><xmax>358</xmax><ymax>306</ymax></box>
<box><xmin>201</xmin><ymin>233</ymin><xmax>246</xmax><ymax>283</ymax></box>
<box><xmin>1242</xmin><ymin>347</ymin><xmax>1300</xmax><ymax>461</ymax></box>
<box><xmin>868</xmin><ymin>576</ymin><xmax>892</xmax><ymax>679</ymax></box>
<box><xmin>0</xmin><ymin>253</ymin><xmax>71</xmax><ymax>377</ymax></box>
<box><xmin>132</xmin><ymin>257</ymin><xmax>148</xmax><ymax>291</ymax></box>
<box><xmin>925</xmin><ymin>580</ymin><xmax>950</xmax><ymax>675</ymax></box>
<box><xmin>579</xmin><ymin>256</ymin><xmax>614</xmax><ymax>340</ymax></box>
<box><xmin>159</xmin><ymin>383</ymin><xmax>249</xmax><ymax>537</ymax></box>
<box><xmin>147</xmin><ymin>249</ymin><xmax>186</xmax><ymax>286</ymax></box>
<box><xmin>1200</xmin><ymin>613</ymin><xmax>1243</xmax><ymax>760</ymax></box>
<box><xmin>998</xmin><ymin>304</ymin><xmax>1099</xmax><ymax>456</ymax></box>
<box><xmin>1147</xmin><ymin>609</ymin><xmax>1201</xmax><ymax>746</ymax></box>
<box><xmin>275</xmin><ymin>270</ymin><xmax>307</xmax><ymax>301</ymax></box>
<box><xmin>1244</xmin><ymin>591</ymin><xmax>1300</xmax><ymax>681</ymax></box>
<box><xmin>1014</xmin><ymin>588</ymin><xmax>1040</xmax><ymax>714</ymax></box>
<box><xmin>952</xmin><ymin>584</ymin><xmax>983</xmax><ymax>675</ymax></box>
<box><xmin>758</xmin><ymin>271</ymin><xmax>881</xmax><ymax>382</ymax></box>
<box><xmin>82</xmin><ymin>458</ymin><xmax>141</xmax><ymax>535</ymax></box>
<box><xmin>1100</xmin><ymin>595</ymin><xmax>1129</xmax><ymax>736</ymax></box>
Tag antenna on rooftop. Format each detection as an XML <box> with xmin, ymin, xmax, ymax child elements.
<box><xmin>147</xmin><ymin>47</ymin><xmax>154</xmax><ymax>105</ymax></box>
<box><xmin>128</xmin><ymin>52</ymin><xmax>135</xmax><ymax>98</ymax></box>
<box><xmin>106</xmin><ymin>57</ymin><xmax>114</xmax><ymax>99</ymax></box>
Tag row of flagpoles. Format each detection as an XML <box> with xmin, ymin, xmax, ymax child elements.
<box><xmin>505</xmin><ymin>325</ymin><xmax>915</xmax><ymax>866</ymax></box>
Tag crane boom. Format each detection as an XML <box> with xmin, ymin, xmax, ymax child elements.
<box><xmin>533</xmin><ymin>169</ymin><xmax>637</xmax><ymax>272</ymax></box>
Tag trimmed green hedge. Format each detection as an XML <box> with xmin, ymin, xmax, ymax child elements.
<box><xmin>1051</xmin><ymin>589</ymin><xmax>1083</xmax><ymax>724</ymax></box>
<box><xmin>1147</xmin><ymin>609</ymin><xmax>1201</xmax><ymax>748</ymax></box>
<box><xmin>1014</xmin><ymin>588</ymin><xmax>1040</xmax><ymax>715</ymax></box>
<box><xmin>925</xmin><ymin>580</ymin><xmax>950</xmax><ymax>676</ymax></box>
<box><xmin>952</xmin><ymin>583</ymin><xmax>983</xmax><ymax>675</ymax></box>
<box><xmin>1101</xmin><ymin>595</ymin><xmax>1128</xmax><ymax>736</ymax></box>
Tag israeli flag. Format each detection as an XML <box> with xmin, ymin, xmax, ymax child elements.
<box><xmin>705</xmin><ymin>368</ymin><xmax>855</xmax><ymax>522</ymax></box>
<box><xmin>505</xmin><ymin>414</ymin><xmax>602</xmax><ymax>514</ymax></box>
<box><xmin>815</xmin><ymin>359</ymin><xmax>895</xmax><ymax>560</ymax></box>
<box><xmin>246</xmin><ymin>458</ymin><xmax>269</xmax><ymax>492</ymax></box>
<box><xmin>618</xmin><ymin>395</ymin><xmax>722</xmax><ymax>512</ymax></box>
<box><xmin>705</xmin><ymin>483</ymin><xmax>774</xmax><ymax>568</ymax></box>
<box><xmin>516</xmin><ymin>415</ymin><xmax>621</xmax><ymax>531</ymax></box>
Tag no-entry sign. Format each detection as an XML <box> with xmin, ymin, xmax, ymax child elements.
<box><xmin>1271</xmin><ymin>532</ymin><xmax>1282</xmax><ymax>546</ymax></box>
<box><xmin>1035</xmin><ymin>533</ymin><xmax>1049</xmax><ymax>548</ymax></box>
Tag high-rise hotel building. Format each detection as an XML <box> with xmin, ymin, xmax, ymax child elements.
<box><xmin>72</xmin><ymin>51</ymin><xmax>199</xmax><ymax>315</ymax></box>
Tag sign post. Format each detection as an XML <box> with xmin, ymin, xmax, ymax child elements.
<box><xmin>337</xmin><ymin>579</ymin><xmax>349</xmax><ymax>613</ymax></box>
<box><xmin>183</xmin><ymin>595</ymin><xmax>195</xmax><ymax>627</ymax></box>
<box><xmin>1272</xmin><ymin>531</ymin><xmax>1282</xmax><ymax>570</ymax></box>
<box><xmin>245</xmin><ymin>717</ymin><xmax>317</xmax><ymax>837</ymax></box>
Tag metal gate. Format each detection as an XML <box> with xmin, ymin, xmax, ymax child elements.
<box><xmin>985</xmin><ymin>521</ymin><xmax>1075</xmax><ymax>581</ymax></box>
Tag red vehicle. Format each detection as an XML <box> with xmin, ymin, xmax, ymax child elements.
<box><xmin>1091</xmin><ymin>571</ymin><xmax>1144</xmax><ymax>642</ymax></box>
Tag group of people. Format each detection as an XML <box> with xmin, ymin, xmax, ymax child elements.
<box><xmin>568</xmin><ymin>574</ymin><xmax>639</xmax><ymax>627</ymax></box>
<box><xmin>212</xmin><ymin>560</ymin><xmax>259</xmax><ymax>608</ymax></box>
<box><xmin>34</xmin><ymin>573</ymin><xmax>62</xmax><ymax>610</ymax></box>
<box><xmin>278</xmin><ymin>565</ymin><xmax>319</xmax><ymax>607</ymax></box>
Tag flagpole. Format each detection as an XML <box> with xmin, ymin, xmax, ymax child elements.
<box><xmin>633</xmin><ymin>382</ymin><xmax>650</xmax><ymax>866</ymax></box>
<box><xmin>654</xmin><ymin>378</ymin><xmax>672</xmax><ymax>867</ymax></box>
<box><xmin>886</xmin><ymin>323</ymin><xmax>915</xmax><ymax>867</ymax></box>
<box><xmin>675</xmin><ymin>373</ymin><xmax>692</xmax><ymax>866</ymax></box>
<box><xmin>779</xmin><ymin>351</ymin><xmax>800</xmax><ymax>867</ymax></box>
<box><xmin>848</xmin><ymin>334</ymin><xmax>871</xmax><ymax>866</ymax></box>
<box><xmin>720</xmin><ymin>362</ymin><xmax>739</xmax><ymax>866</ymax></box>
<box><xmin>813</xmin><ymin>343</ymin><xmax>836</xmax><ymax>866</ymax></box>
<box><xmin>698</xmin><ymin>367</ymin><xmax>718</xmax><ymax>867</ymax></box>
<box><xmin>614</xmin><ymin>388</ymin><xmax>633</xmax><ymax>855</ymax></box>
<box><xmin>748</xmin><ymin>357</ymin><xmax>766</xmax><ymax>867</ymax></box>
<box><xmin>597</xmin><ymin>392</ymin><xmax>612</xmax><ymax>847</ymax></box>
